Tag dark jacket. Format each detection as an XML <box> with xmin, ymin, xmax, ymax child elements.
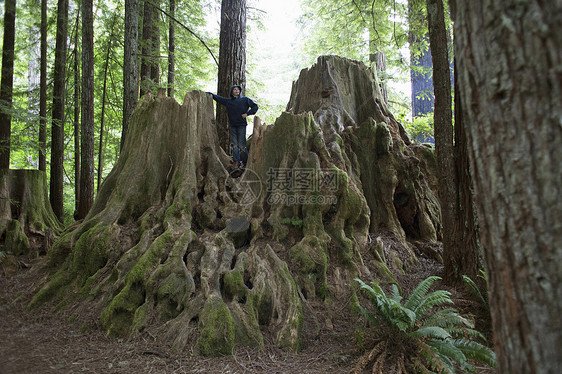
<box><xmin>209</xmin><ymin>85</ymin><xmax>259</xmax><ymax>127</ymax></box>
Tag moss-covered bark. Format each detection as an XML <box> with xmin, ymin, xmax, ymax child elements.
<box><xmin>0</xmin><ymin>169</ymin><xmax>62</xmax><ymax>256</ymax></box>
<box><xmin>30</xmin><ymin>56</ymin><xmax>442</xmax><ymax>358</ymax></box>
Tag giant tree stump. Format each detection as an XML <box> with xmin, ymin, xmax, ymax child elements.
<box><xmin>31</xmin><ymin>56</ymin><xmax>442</xmax><ymax>357</ymax></box>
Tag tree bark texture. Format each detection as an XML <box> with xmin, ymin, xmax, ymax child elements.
<box><xmin>73</xmin><ymin>5</ymin><xmax>81</xmax><ymax>215</ymax></box>
<box><xmin>77</xmin><ymin>0</ymin><xmax>95</xmax><ymax>219</ymax></box>
<box><xmin>39</xmin><ymin>0</ymin><xmax>47</xmax><ymax>172</ymax></box>
<box><xmin>444</xmin><ymin>59</ymin><xmax>480</xmax><ymax>284</ymax></box>
<box><xmin>453</xmin><ymin>1</ymin><xmax>562</xmax><ymax>372</ymax></box>
<box><xmin>427</xmin><ymin>0</ymin><xmax>456</xmax><ymax>271</ymax></box>
<box><xmin>0</xmin><ymin>0</ymin><xmax>16</xmax><ymax>169</ymax></box>
<box><xmin>217</xmin><ymin>0</ymin><xmax>247</xmax><ymax>152</ymax></box>
<box><xmin>49</xmin><ymin>0</ymin><xmax>68</xmax><ymax>222</ymax></box>
<box><xmin>122</xmin><ymin>0</ymin><xmax>139</xmax><ymax>151</ymax></box>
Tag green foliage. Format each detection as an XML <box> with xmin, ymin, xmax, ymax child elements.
<box><xmin>354</xmin><ymin>276</ymin><xmax>496</xmax><ymax>373</ymax></box>
<box><xmin>405</xmin><ymin>112</ymin><xmax>434</xmax><ymax>142</ymax></box>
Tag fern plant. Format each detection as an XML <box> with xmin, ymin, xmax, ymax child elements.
<box><xmin>354</xmin><ymin>276</ymin><xmax>496</xmax><ymax>373</ymax></box>
<box><xmin>462</xmin><ymin>270</ymin><xmax>489</xmax><ymax>313</ymax></box>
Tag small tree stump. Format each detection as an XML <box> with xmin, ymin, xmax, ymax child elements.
<box><xmin>0</xmin><ymin>169</ymin><xmax>62</xmax><ymax>256</ymax></box>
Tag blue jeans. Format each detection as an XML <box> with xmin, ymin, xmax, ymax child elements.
<box><xmin>230</xmin><ymin>125</ymin><xmax>247</xmax><ymax>165</ymax></box>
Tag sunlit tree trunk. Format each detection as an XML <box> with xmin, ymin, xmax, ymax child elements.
<box><xmin>122</xmin><ymin>0</ymin><xmax>139</xmax><ymax>150</ymax></box>
<box><xmin>77</xmin><ymin>0</ymin><xmax>94</xmax><ymax>219</ymax></box>
<box><xmin>50</xmin><ymin>0</ymin><xmax>68</xmax><ymax>222</ymax></box>
<box><xmin>217</xmin><ymin>0</ymin><xmax>247</xmax><ymax>152</ymax></box>
<box><xmin>453</xmin><ymin>0</ymin><xmax>562</xmax><ymax>372</ymax></box>
<box><xmin>0</xmin><ymin>0</ymin><xmax>16</xmax><ymax>169</ymax></box>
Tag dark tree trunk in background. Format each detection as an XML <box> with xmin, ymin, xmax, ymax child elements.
<box><xmin>122</xmin><ymin>0</ymin><xmax>139</xmax><ymax>151</ymax></box>
<box><xmin>217</xmin><ymin>0</ymin><xmax>247</xmax><ymax>152</ymax></box>
<box><xmin>140</xmin><ymin>0</ymin><xmax>154</xmax><ymax>97</ymax></box>
<box><xmin>39</xmin><ymin>0</ymin><xmax>47</xmax><ymax>172</ymax></box>
<box><xmin>50</xmin><ymin>0</ymin><xmax>69</xmax><ymax>222</ymax></box>
<box><xmin>150</xmin><ymin>0</ymin><xmax>160</xmax><ymax>86</ymax></box>
<box><xmin>444</xmin><ymin>59</ymin><xmax>480</xmax><ymax>284</ymax></box>
<box><xmin>408</xmin><ymin>0</ymin><xmax>434</xmax><ymax>122</ymax></box>
<box><xmin>0</xmin><ymin>0</ymin><xmax>16</xmax><ymax>169</ymax></box>
<box><xmin>427</xmin><ymin>0</ymin><xmax>455</xmax><ymax>272</ymax></box>
<box><xmin>77</xmin><ymin>0</ymin><xmax>95</xmax><ymax>219</ymax></box>
<box><xmin>453</xmin><ymin>0</ymin><xmax>562</xmax><ymax>372</ymax></box>
<box><xmin>167</xmin><ymin>0</ymin><xmax>175</xmax><ymax>98</ymax></box>
<box><xmin>73</xmin><ymin>6</ymin><xmax>81</xmax><ymax>215</ymax></box>
<box><xmin>410</xmin><ymin>39</ymin><xmax>434</xmax><ymax>117</ymax></box>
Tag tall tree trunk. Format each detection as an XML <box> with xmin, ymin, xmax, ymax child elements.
<box><xmin>50</xmin><ymin>0</ymin><xmax>69</xmax><ymax>222</ymax></box>
<box><xmin>73</xmin><ymin>5</ymin><xmax>81</xmax><ymax>216</ymax></box>
<box><xmin>426</xmin><ymin>0</ymin><xmax>455</xmax><ymax>266</ymax></box>
<box><xmin>39</xmin><ymin>0</ymin><xmax>47</xmax><ymax>172</ymax></box>
<box><xmin>150</xmin><ymin>0</ymin><xmax>160</xmax><ymax>86</ymax></box>
<box><xmin>77</xmin><ymin>0</ymin><xmax>94</xmax><ymax>219</ymax></box>
<box><xmin>0</xmin><ymin>0</ymin><xmax>17</xmax><ymax>169</ymax></box>
<box><xmin>453</xmin><ymin>1</ymin><xmax>562</xmax><ymax>372</ymax></box>
<box><xmin>217</xmin><ymin>0</ymin><xmax>247</xmax><ymax>152</ymax></box>
<box><xmin>98</xmin><ymin>11</ymin><xmax>118</xmax><ymax>191</ymax></box>
<box><xmin>444</xmin><ymin>59</ymin><xmax>480</xmax><ymax>284</ymax></box>
<box><xmin>140</xmin><ymin>0</ymin><xmax>154</xmax><ymax>97</ymax></box>
<box><xmin>167</xmin><ymin>0</ymin><xmax>175</xmax><ymax>98</ymax></box>
<box><xmin>122</xmin><ymin>0</ymin><xmax>139</xmax><ymax>151</ymax></box>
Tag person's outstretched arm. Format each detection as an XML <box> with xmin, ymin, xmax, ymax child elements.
<box><xmin>206</xmin><ymin>92</ymin><xmax>229</xmax><ymax>106</ymax></box>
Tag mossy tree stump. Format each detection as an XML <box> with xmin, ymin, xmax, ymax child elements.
<box><xmin>31</xmin><ymin>56</ymin><xmax>442</xmax><ymax>357</ymax></box>
<box><xmin>0</xmin><ymin>169</ymin><xmax>62</xmax><ymax>256</ymax></box>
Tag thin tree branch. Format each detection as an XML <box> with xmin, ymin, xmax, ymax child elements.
<box><xmin>148</xmin><ymin>1</ymin><xmax>218</xmax><ymax>66</ymax></box>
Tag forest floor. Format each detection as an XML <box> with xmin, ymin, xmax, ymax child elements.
<box><xmin>0</xmin><ymin>253</ymin><xmax>494</xmax><ymax>374</ymax></box>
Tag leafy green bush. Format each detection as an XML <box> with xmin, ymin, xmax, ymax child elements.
<box><xmin>405</xmin><ymin>113</ymin><xmax>434</xmax><ymax>143</ymax></box>
<box><xmin>353</xmin><ymin>276</ymin><xmax>496</xmax><ymax>373</ymax></box>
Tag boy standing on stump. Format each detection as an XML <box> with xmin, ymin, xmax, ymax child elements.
<box><xmin>207</xmin><ymin>85</ymin><xmax>259</xmax><ymax>171</ymax></box>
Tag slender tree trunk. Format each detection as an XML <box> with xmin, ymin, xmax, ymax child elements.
<box><xmin>167</xmin><ymin>0</ymin><xmax>175</xmax><ymax>98</ymax></box>
<box><xmin>150</xmin><ymin>0</ymin><xmax>160</xmax><ymax>86</ymax></box>
<box><xmin>217</xmin><ymin>0</ymin><xmax>247</xmax><ymax>152</ymax></box>
<box><xmin>453</xmin><ymin>1</ymin><xmax>562</xmax><ymax>372</ymax></box>
<box><xmin>444</xmin><ymin>59</ymin><xmax>480</xmax><ymax>284</ymax></box>
<box><xmin>50</xmin><ymin>0</ymin><xmax>69</xmax><ymax>222</ymax></box>
<box><xmin>77</xmin><ymin>0</ymin><xmax>95</xmax><ymax>219</ymax></box>
<box><xmin>427</xmin><ymin>0</ymin><xmax>455</xmax><ymax>264</ymax></box>
<box><xmin>73</xmin><ymin>5</ymin><xmax>81</xmax><ymax>216</ymax></box>
<box><xmin>0</xmin><ymin>0</ymin><xmax>17</xmax><ymax>169</ymax></box>
<box><xmin>98</xmin><ymin>11</ymin><xmax>118</xmax><ymax>191</ymax></box>
<box><xmin>140</xmin><ymin>0</ymin><xmax>153</xmax><ymax>97</ymax></box>
<box><xmin>122</xmin><ymin>0</ymin><xmax>139</xmax><ymax>151</ymax></box>
<box><xmin>39</xmin><ymin>0</ymin><xmax>47</xmax><ymax>171</ymax></box>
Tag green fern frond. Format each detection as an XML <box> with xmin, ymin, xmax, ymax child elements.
<box><xmin>462</xmin><ymin>274</ymin><xmax>488</xmax><ymax>307</ymax></box>
<box><xmin>413</xmin><ymin>289</ymin><xmax>453</xmax><ymax>318</ymax></box>
<box><xmin>453</xmin><ymin>339</ymin><xmax>497</xmax><ymax>369</ymax></box>
<box><xmin>390</xmin><ymin>283</ymin><xmax>403</xmax><ymax>303</ymax></box>
<box><xmin>427</xmin><ymin>339</ymin><xmax>468</xmax><ymax>371</ymax></box>
<box><xmin>417</xmin><ymin>340</ymin><xmax>450</xmax><ymax>373</ymax></box>
<box><xmin>422</xmin><ymin>308</ymin><xmax>471</xmax><ymax>329</ymax></box>
<box><xmin>409</xmin><ymin>326</ymin><xmax>452</xmax><ymax>340</ymax></box>
<box><xmin>404</xmin><ymin>275</ymin><xmax>441</xmax><ymax>311</ymax></box>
